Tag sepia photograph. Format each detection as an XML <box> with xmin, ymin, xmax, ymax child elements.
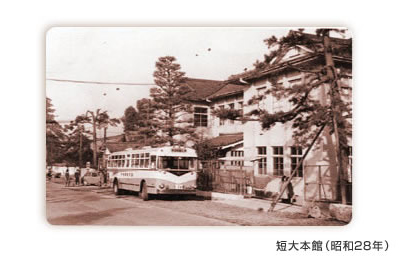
<box><xmin>46</xmin><ymin>27</ymin><xmax>352</xmax><ymax>226</ymax></box>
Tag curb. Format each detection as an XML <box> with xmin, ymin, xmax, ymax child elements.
<box><xmin>196</xmin><ymin>190</ymin><xmax>245</xmax><ymax>200</ymax></box>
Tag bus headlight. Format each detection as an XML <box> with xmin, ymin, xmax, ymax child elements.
<box><xmin>158</xmin><ymin>183</ymin><xmax>165</xmax><ymax>189</ymax></box>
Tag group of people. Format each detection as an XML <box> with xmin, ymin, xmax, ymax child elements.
<box><xmin>64</xmin><ymin>167</ymin><xmax>81</xmax><ymax>187</ymax></box>
<box><xmin>63</xmin><ymin>167</ymin><xmax>108</xmax><ymax>187</ymax></box>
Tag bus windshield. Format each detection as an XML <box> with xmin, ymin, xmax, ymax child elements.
<box><xmin>159</xmin><ymin>157</ymin><xmax>195</xmax><ymax>170</ymax></box>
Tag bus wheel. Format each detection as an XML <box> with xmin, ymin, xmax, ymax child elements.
<box><xmin>113</xmin><ymin>181</ymin><xmax>121</xmax><ymax>195</ymax></box>
<box><xmin>140</xmin><ymin>181</ymin><xmax>149</xmax><ymax>201</ymax></box>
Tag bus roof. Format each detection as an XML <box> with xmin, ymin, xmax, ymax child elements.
<box><xmin>109</xmin><ymin>146</ymin><xmax>197</xmax><ymax>158</ymax></box>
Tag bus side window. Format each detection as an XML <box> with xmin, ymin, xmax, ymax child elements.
<box><xmin>151</xmin><ymin>156</ymin><xmax>156</xmax><ymax>169</ymax></box>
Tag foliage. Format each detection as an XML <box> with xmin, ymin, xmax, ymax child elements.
<box><xmin>151</xmin><ymin>56</ymin><xmax>196</xmax><ymax>145</ymax></box>
<box><xmin>248</xmin><ymin>29</ymin><xmax>352</xmax><ymax>203</ymax></box>
<box><xmin>248</xmin><ymin>29</ymin><xmax>352</xmax><ymax>149</ymax></box>
<box><xmin>83</xmin><ymin>109</ymin><xmax>120</xmax><ymax>167</ymax></box>
<box><xmin>136</xmin><ymin>98</ymin><xmax>158</xmax><ymax>141</ymax></box>
<box><xmin>212</xmin><ymin>108</ymin><xmax>242</xmax><ymax>121</ymax></box>
<box><xmin>122</xmin><ymin>106</ymin><xmax>138</xmax><ymax>132</ymax></box>
<box><xmin>63</xmin><ymin>115</ymin><xmax>93</xmax><ymax>167</ymax></box>
<box><xmin>193</xmin><ymin>140</ymin><xmax>220</xmax><ymax>161</ymax></box>
<box><xmin>46</xmin><ymin>98</ymin><xmax>65</xmax><ymax>165</ymax></box>
<box><xmin>253</xmin><ymin>29</ymin><xmax>352</xmax><ymax>70</ymax></box>
<box><xmin>98</xmin><ymin>112</ymin><xmax>120</xmax><ymax>130</ymax></box>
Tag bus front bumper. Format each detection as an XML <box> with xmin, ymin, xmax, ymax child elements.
<box><xmin>156</xmin><ymin>189</ymin><xmax>197</xmax><ymax>195</ymax></box>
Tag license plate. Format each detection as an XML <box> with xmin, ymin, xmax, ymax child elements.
<box><xmin>175</xmin><ymin>184</ymin><xmax>183</xmax><ymax>189</ymax></box>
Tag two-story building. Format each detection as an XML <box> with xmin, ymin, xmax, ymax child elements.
<box><xmin>183</xmin><ymin>33</ymin><xmax>352</xmax><ymax>203</ymax></box>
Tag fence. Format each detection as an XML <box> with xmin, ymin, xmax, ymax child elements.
<box><xmin>197</xmin><ymin>160</ymin><xmax>254</xmax><ymax>195</ymax></box>
<box><xmin>304</xmin><ymin>164</ymin><xmax>352</xmax><ymax>204</ymax></box>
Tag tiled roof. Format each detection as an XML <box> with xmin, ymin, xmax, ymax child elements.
<box><xmin>207</xmin><ymin>133</ymin><xmax>243</xmax><ymax>147</ymax></box>
<box><xmin>182</xmin><ymin>78</ymin><xmax>225</xmax><ymax>101</ymax></box>
<box><xmin>208</xmin><ymin>83</ymin><xmax>247</xmax><ymax>100</ymax></box>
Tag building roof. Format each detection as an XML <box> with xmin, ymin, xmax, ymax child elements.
<box><xmin>207</xmin><ymin>133</ymin><xmax>243</xmax><ymax>147</ymax></box>
<box><xmin>208</xmin><ymin>83</ymin><xmax>247</xmax><ymax>100</ymax></box>
<box><xmin>181</xmin><ymin>78</ymin><xmax>225</xmax><ymax>102</ymax></box>
<box><xmin>105</xmin><ymin>142</ymin><xmax>141</xmax><ymax>153</ymax></box>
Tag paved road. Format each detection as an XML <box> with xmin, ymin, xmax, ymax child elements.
<box><xmin>46</xmin><ymin>182</ymin><xmax>235</xmax><ymax>225</ymax></box>
<box><xmin>46</xmin><ymin>181</ymin><xmax>343</xmax><ymax>226</ymax></box>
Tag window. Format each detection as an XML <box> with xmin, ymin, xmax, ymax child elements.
<box><xmin>273</xmin><ymin>146</ymin><xmax>284</xmax><ymax>176</ymax></box>
<box><xmin>288</xmin><ymin>78</ymin><xmax>302</xmax><ymax>86</ymax></box>
<box><xmin>257</xmin><ymin>87</ymin><xmax>266</xmax><ymax>96</ymax></box>
<box><xmin>219</xmin><ymin>105</ymin><xmax>225</xmax><ymax>125</ymax></box>
<box><xmin>230</xmin><ymin>151</ymin><xmax>244</xmax><ymax>166</ymax></box>
<box><xmin>257</xmin><ymin>147</ymin><xmax>267</xmax><ymax>175</ymax></box>
<box><xmin>272</xmin><ymin>83</ymin><xmax>285</xmax><ymax>112</ymax></box>
<box><xmin>231</xmin><ymin>151</ymin><xmax>244</xmax><ymax>157</ymax></box>
<box><xmin>238</xmin><ymin>101</ymin><xmax>244</xmax><ymax>117</ymax></box>
<box><xmin>151</xmin><ymin>156</ymin><xmax>156</xmax><ymax>169</ymax></box>
<box><xmin>194</xmin><ymin>107</ymin><xmax>208</xmax><ymax>127</ymax></box>
<box><xmin>159</xmin><ymin>157</ymin><xmax>194</xmax><ymax>170</ymax></box>
<box><xmin>132</xmin><ymin>154</ymin><xmax>139</xmax><ymax>168</ymax></box>
<box><xmin>228</xmin><ymin>103</ymin><xmax>235</xmax><ymax>124</ymax></box>
<box><xmin>139</xmin><ymin>153</ymin><xmax>145</xmax><ymax>168</ymax></box>
<box><xmin>290</xmin><ymin>146</ymin><xmax>303</xmax><ymax>177</ymax></box>
<box><xmin>127</xmin><ymin>153</ymin><xmax>151</xmax><ymax>169</ymax></box>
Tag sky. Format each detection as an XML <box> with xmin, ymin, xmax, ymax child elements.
<box><xmin>46</xmin><ymin>27</ymin><xmax>320</xmax><ymax>135</ymax></box>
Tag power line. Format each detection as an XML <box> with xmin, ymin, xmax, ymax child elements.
<box><xmin>46</xmin><ymin>78</ymin><xmax>155</xmax><ymax>86</ymax></box>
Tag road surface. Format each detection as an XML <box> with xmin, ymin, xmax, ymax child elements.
<box><xmin>46</xmin><ymin>182</ymin><xmax>235</xmax><ymax>225</ymax></box>
<box><xmin>46</xmin><ymin>181</ymin><xmax>344</xmax><ymax>226</ymax></box>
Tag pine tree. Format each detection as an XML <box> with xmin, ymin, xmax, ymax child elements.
<box><xmin>46</xmin><ymin>97</ymin><xmax>65</xmax><ymax>165</ymax></box>
<box><xmin>136</xmin><ymin>98</ymin><xmax>159</xmax><ymax>145</ymax></box>
<box><xmin>151</xmin><ymin>56</ymin><xmax>195</xmax><ymax>145</ymax></box>
<box><xmin>122</xmin><ymin>106</ymin><xmax>139</xmax><ymax>132</ymax></box>
<box><xmin>247</xmin><ymin>29</ymin><xmax>352</xmax><ymax>204</ymax></box>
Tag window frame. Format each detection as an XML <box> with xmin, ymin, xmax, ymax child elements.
<box><xmin>272</xmin><ymin>146</ymin><xmax>284</xmax><ymax>176</ymax></box>
<box><xmin>257</xmin><ymin>146</ymin><xmax>267</xmax><ymax>175</ymax></box>
<box><xmin>290</xmin><ymin>146</ymin><xmax>303</xmax><ymax>177</ymax></box>
<box><xmin>194</xmin><ymin>107</ymin><xmax>208</xmax><ymax>127</ymax></box>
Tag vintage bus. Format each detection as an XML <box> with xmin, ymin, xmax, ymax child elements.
<box><xmin>106</xmin><ymin>146</ymin><xmax>198</xmax><ymax>200</ymax></box>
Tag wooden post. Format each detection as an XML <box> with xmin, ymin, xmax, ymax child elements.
<box><xmin>322</xmin><ymin>31</ymin><xmax>348</xmax><ymax>205</ymax></box>
<box><xmin>318</xmin><ymin>165</ymin><xmax>322</xmax><ymax>201</ymax></box>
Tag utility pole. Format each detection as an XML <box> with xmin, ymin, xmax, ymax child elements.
<box><xmin>103</xmin><ymin>126</ymin><xmax>107</xmax><ymax>145</ymax></box>
<box><xmin>86</xmin><ymin>110</ymin><xmax>100</xmax><ymax>169</ymax></box>
<box><xmin>145</xmin><ymin>101</ymin><xmax>150</xmax><ymax>145</ymax></box>
<box><xmin>79</xmin><ymin>125</ymin><xmax>83</xmax><ymax>168</ymax></box>
<box><xmin>322</xmin><ymin>30</ymin><xmax>348</xmax><ymax>204</ymax></box>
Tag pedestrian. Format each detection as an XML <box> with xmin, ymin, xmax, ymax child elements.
<box><xmin>104</xmin><ymin>168</ymin><xmax>109</xmax><ymax>187</ymax></box>
<box><xmin>99</xmin><ymin>170</ymin><xmax>104</xmax><ymax>187</ymax></box>
<box><xmin>285</xmin><ymin>176</ymin><xmax>294</xmax><ymax>204</ymax></box>
<box><xmin>65</xmin><ymin>167</ymin><xmax>70</xmax><ymax>187</ymax></box>
<box><xmin>103</xmin><ymin>169</ymin><xmax>107</xmax><ymax>185</ymax></box>
<box><xmin>279</xmin><ymin>176</ymin><xmax>289</xmax><ymax>203</ymax></box>
<box><xmin>47</xmin><ymin>167</ymin><xmax>52</xmax><ymax>181</ymax></box>
<box><xmin>75</xmin><ymin>168</ymin><xmax>81</xmax><ymax>186</ymax></box>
